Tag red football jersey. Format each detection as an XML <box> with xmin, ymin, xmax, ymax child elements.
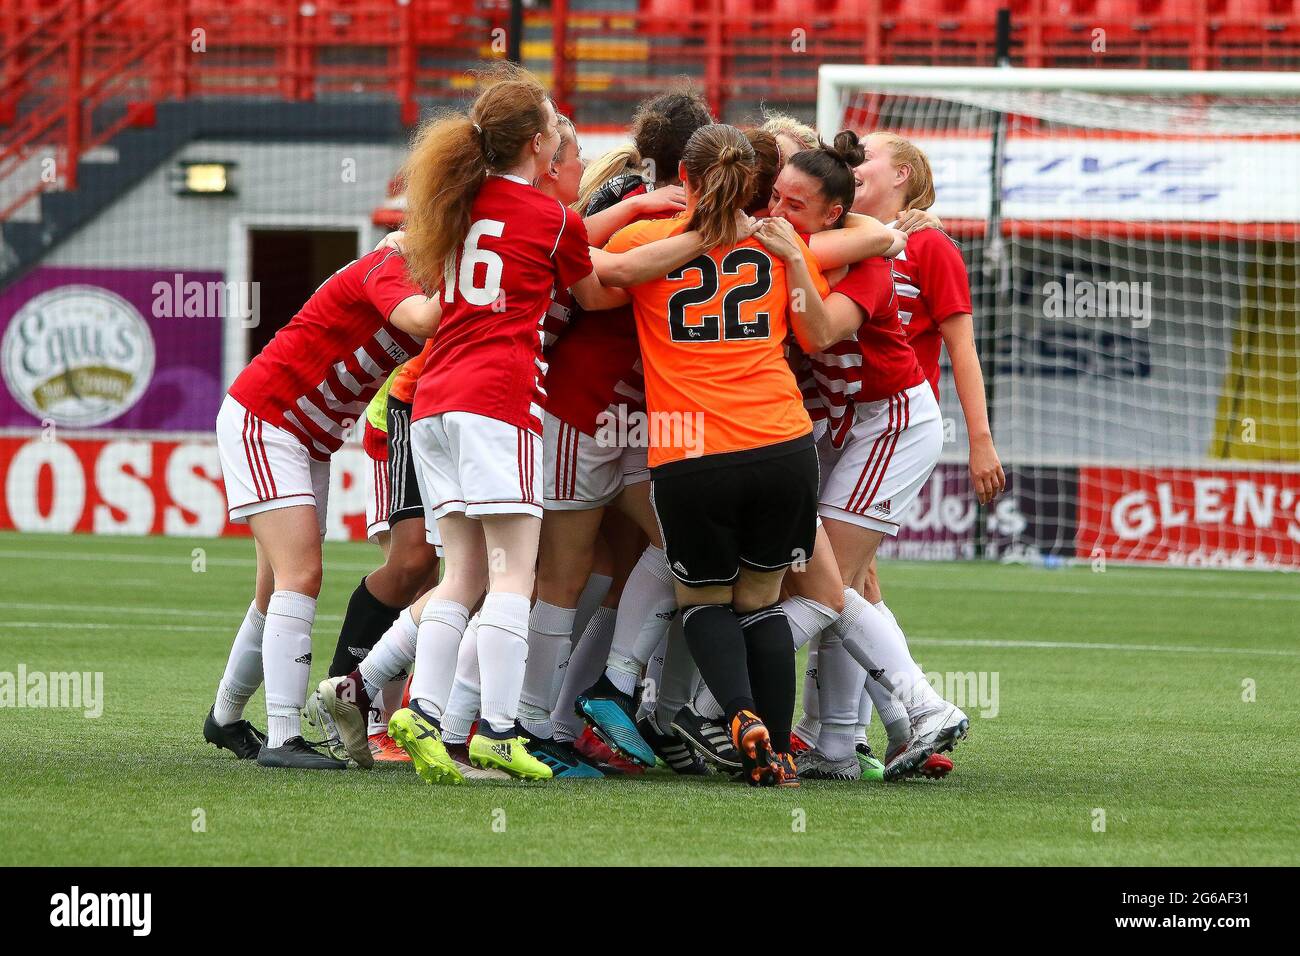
<box><xmin>890</xmin><ymin>226</ymin><xmax>972</xmax><ymax>398</ymax></box>
<box><xmin>540</xmin><ymin>285</ymin><xmax>578</xmax><ymax>354</ymax></box>
<box><xmin>810</xmin><ymin>256</ymin><xmax>925</xmax><ymax>447</ymax></box>
<box><xmin>545</xmin><ymin>192</ymin><xmax>667</xmax><ymax>438</ymax></box>
<box><xmin>414</xmin><ymin>175</ymin><xmax>593</xmax><ymax>434</ymax></box>
<box><xmin>228</xmin><ymin>248</ymin><xmax>423</xmax><ymax>460</ymax></box>
<box><xmin>544</xmin><ymin>301</ymin><xmax>644</xmax><ymax>436</ymax></box>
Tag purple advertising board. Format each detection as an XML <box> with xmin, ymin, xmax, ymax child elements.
<box><xmin>876</xmin><ymin>463</ymin><xmax>1080</xmax><ymax>561</ymax></box>
<box><xmin>0</xmin><ymin>266</ymin><xmax>225</xmax><ymax>432</ymax></box>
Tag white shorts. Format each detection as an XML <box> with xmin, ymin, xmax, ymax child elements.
<box><xmin>411</xmin><ymin>411</ymin><xmax>543</xmax><ymax>523</ymax></box>
<box><xmin>818</xmin><ymin>381</ymin><xmax>942</xmax><ymax>536</ymax></box>
<box><xmin>216</xmin><ymin>395</ymin><xmax>329</xmax><ymax>536</ymax></box>
<box><xmin>542</xmin><ymin>411</ymin><xmax>649</xmax><ymax>510</ymax></box>
<box><xmin>364</xmin><ymin>449</ymin><xmax>390</xmax><ymax>540</ymax></box>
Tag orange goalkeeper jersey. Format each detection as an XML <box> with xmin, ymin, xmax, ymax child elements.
<box><xmin>605</xmin><ymin>215</ymin><xmax>828</xmax><ymax>468</ymax></box>
<box><xmin>390</xmin><ymin>338</ymin><xmax>433</xmax><ymax>405</ymax></box>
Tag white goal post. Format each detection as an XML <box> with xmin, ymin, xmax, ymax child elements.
<box><xmin>816</xmin><ymin>66</ymin><xmax>1300</xmax><ymax>137</ymax></box>
<box><xmin>814</xmin><ymin>65</ymin><xmax>1300</xmax><ymax>570</ymax></box>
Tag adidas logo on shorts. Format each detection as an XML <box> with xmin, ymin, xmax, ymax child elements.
<box><xmin>672</xmin><ymin>561</ymin><xmax>689</xmax><ymax>575</ymax></box>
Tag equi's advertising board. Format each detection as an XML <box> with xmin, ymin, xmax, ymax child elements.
<box><xmin>2</xmin><ymin>285</ymin><xmax>154</xmax><ymax>428</ymax></box>
<box><xmin>0</xmin><ymin>267</ymin><xmax>224</xmax><ymax>431</ymax></box>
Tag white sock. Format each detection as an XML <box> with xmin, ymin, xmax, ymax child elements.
<box><xmin>653</xmin><ymin>616</ymin><xmax>698</xmax><ymax>729</ymax></box>
<box><xmin>855</xmin><ymin>681</ymin><xmax>873</xmax><ymax>746</ymax></box>
<box><xmin>874</xmin><ymin>600</ymin><xmax>908</xmax><ymax>647</ymax></box>
<box><xmin>870</xmin><ymin>600</ymin><xmax>925</xmax><ymax>724</ymax></box>
<box><xmin>820</xmin><ymin>723</ymin><xmax>857</xmax><ymax>762</ymax></box>
<box><xmin>213</xmin><ymin>602</ymin><xmax>266</xmax><ymax>725</ymax></box>
<box><xmin>476</xmin><ymin>592</ymin><xmax>531</xmax><ymax>734</ymax></box>
<box><xmin>518</xmin><ymin>600</ymin><xmax>576</xmax><ymax>738</ymax></box>
<box><xmin>553</xmin><ymin>604</ymin><xmax>616</xmax><ymax>743</ymax></box>
<box><xmin>441</xmin><ymin>615</ymin><xmax>481</xmax><ymax>744</ymax></box>
<box><xmin>637</xmin><ymin>633</ymin><xmax>668</xmax><ymax>722</ymax></box>
<box><xmin>262</xmin><ymin>590</ymin><xmax>316</xmax><ymax>748</ymax></box>
<box><xmin>815</xmin><ymin>627</ymin><xmax>868</xmax><ymax>760</ymax></box>
<box><xmin>831</xmin><ymin>588</ymin><xmax>941</xmax><ymax>715</ymax></box>
<box><xmin>794</xmin><ymin>643</ymin><xmax>821</xmax><ymax>746</ymax></box>
<box><xmin>409</xmin><ymin>599</ymin><xmax>470</xmax><ymax>721</ymax></box>
<box><xmin>694</xmin><ymin>684</ymin><xmax>723</xmax><ymax>720</ymax></box>
<box><xmin>604</xmin><ymin>545</ymin><xmax>675</xmax><ymax>690</ymax></box>
<box><xmin>572</xmin><ymin>573</ymin><xmax>612</xmax><ymax>656</ymax></box>
<box><xmin>359</xmin><ymin>608</ymin><xmax>418</xmax><ymax>701</ymax></box>
<box><xmin>867</xmin><ymin>675</ymin><xmax>911</xmax><ymax>752</ymax></box>
<box><xmin>783</xmin><ymin>595</ymin><xmax>838</xmax><ymax>651</ymax></box>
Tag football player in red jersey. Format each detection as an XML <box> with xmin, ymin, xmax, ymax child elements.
<box><xmin>855</xmin><ymin>131</ymin><xmax>1003</xmax><ymax>505</ymax></box>
<box><xmin>836</xmin><ymin>132</ymin><xmax>1005</xmax><ymax>778</ymax></box>
<box><xmin>755</xmin><ymin>132</ymin><xmax>971</xmax><ymax>782</ymax></box>
<box><xmin>317</xmin><ymin>68</ymin><xmax>720</xmax><ymax>782</ymax></box>
<box><xmin>424</xmin><ymin>111</ymin><xmax>693</xmax><ymax>779</ymax></box>
<box><xmin>202</xmin><ymin>246</ymin><xmax>441</xmax><ymax>771</ymax></box>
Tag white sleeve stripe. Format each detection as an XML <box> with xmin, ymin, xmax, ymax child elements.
<box><xmin>362</xmin><ymin>249</ymin><xmax>400</xmax><ymax>286</ymax></box>
<box><xmin>549</xmin><ymin>200</ymin><xmax>566</xmax><ymax>260</ymax></box>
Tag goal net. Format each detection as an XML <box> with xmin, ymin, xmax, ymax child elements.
<box><xmin>817</xmin><ymin>66</ymin><xmax>1300</xmax><ymax>571</ymax></box>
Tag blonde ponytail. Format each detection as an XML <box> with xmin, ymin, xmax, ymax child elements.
<box><xmin>574</xmin><ymin>143</ymin><xmax>642</xmax><ymax>214</ymax></box>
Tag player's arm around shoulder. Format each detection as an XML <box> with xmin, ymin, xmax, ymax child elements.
<box><xmin>756</xmin><ymin>218</ymin><xmax>859</xmax><ymax>353</ymax></box>
<box><xmin>581</xmin><ymin>184</ymin><xmax>687</xmax><ymax>247</ymax></box>
<box><xmin>589</xmin><ymin>215</ymin><xmax>707</xmax><ymax>290</ymax></box>
<box><xmin>809</xmin><ymin>213</ymin><xmax>906</xmax><ymax>269</ymax></box>
<box><xmin>362</xmin><ymin>247</ymin><xmax>442</xmax><ymax>341</ymax></box>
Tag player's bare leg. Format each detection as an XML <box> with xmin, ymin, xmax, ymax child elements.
<box><xmin>238</xmin><ymin>506</ymin><xmax>344</xmax><ymax>770</ymax></box>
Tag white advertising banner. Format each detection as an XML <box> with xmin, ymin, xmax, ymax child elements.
<box><xmin>908</xmin><ymin>136</ymin><xmax>1300</xmax><ymax>222</ymax></box>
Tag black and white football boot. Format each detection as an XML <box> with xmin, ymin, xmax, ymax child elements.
<box><xmin>637</xmin><ymin>714</ymin><xmax>711</xmax><ymax>776</ymax></box>
<box><xmin>669</xmin><ymin>703</ymin><xmax>743</xmax><ymax>771</ymax></box>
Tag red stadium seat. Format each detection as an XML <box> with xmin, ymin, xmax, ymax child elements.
<box><xmin>1205</xmin><ymin>0</ymin><xmax>1298</xmax><ymax>70</ymax></box>
<box><xmin>1038</xmin><ymin>0</ymin><xmax>1203</xmax><ymax>68</ymax></box>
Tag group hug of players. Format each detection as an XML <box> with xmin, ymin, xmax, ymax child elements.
<box><xmin>200</xmin><ymin>65</ymin><xmax>1006</xmax><ymax>787</ymax></box>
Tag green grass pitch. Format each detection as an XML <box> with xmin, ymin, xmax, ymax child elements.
<box><xmin>1</xmin><ymin>530</ymin><xmax>1297</xmax><ymax>866</ymax></box>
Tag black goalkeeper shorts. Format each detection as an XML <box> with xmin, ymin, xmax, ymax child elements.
<box><xmin>385</xmin><ymin>398</ymin><xmax>424</xmax><ymax>525</ymax></box>
<box><xmin>650</xmin><ymin>434</ymin><xmax>818</xmax><ymax>587</ymax></box>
